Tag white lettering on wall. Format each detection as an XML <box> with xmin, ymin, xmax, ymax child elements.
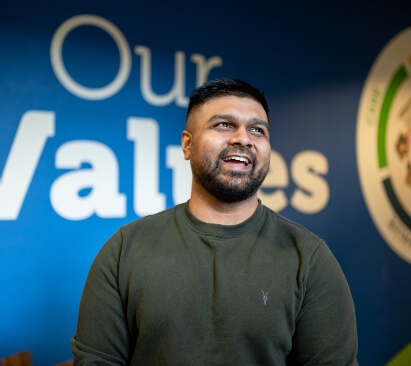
<box><xmin>1</xmin><ymin>16</ymin><xmax>331</xmax><ymax>221</ymax></box>
<box><xmin>135</xmin><ymin>46</ymin><xmax>188</xmax><ymax>107</ymax></box>
<box><xmin>50</xmin><ymin>15</ymin><xmax>223</xmax><ymax>104</ymax></box>
<box><xmin>50</xmin><ymin>141</ymin><xmax>126</xmax><ymax>220</ymax></box>
<box><xmin>127</xmin><ymin>117</ymin><xmax>166</xmax><ymax>216</ymax></box>
<box><xmin>0</xmin><ymin>111</ymin><xmax>330</xmax><ymax>220</ymax></box>
<box><xmin>290</xmin><ymin>151</ymin><xmax>329</xmax><ymax>213</ymax></box>
<box><xmin>0</xmin><ymin>111</ymin><xmax>54</xmax><ymax>220</ymax></box>
<box><xmin>258</xmin><ymin>150</ymin><xmax>329</xmax><ymax>213</ymax></box>
<box><xmin>190</xmin><ymin>53</ymin><xmax>223</xmax><ymax>86</ymax></box>
<box><xmin>135</xmin><ymin>46</ymin><xmax>223</xmax><ymax>106</ymax></box>
<box><xmin>50</xmin><ymin>14</ymin><xmax>131</xmax><ymax>100</ymax></box>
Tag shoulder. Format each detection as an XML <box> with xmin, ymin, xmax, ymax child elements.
<box><xmin>94</xmin><ymin>204</ymin><xmax>182</xmax><ymax>263</ymax></box>
<box><xmin>121</xmin><ymin>204</ymin><xmax>180</xmax><ymax>237</ymax></box>
<box><xmin>261</xmin><ymin>204</ymin><xmax>324</xmax><ymax>250</ymax></box>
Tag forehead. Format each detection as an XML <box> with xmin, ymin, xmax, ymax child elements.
<box><xmin>187</xmin><ymin>95</ymin><xmax>268</xmax><ymax>127</ymax></box>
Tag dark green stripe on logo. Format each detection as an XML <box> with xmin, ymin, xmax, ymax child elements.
<box><xmin>383</xmin><ymin>178</ymin><xmax>411</xmax><ymax>230</ymax></box>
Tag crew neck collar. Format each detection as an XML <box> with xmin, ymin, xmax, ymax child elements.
<box><xmin>179</xmin><ymin>200</ymin><xmax>265</xmax><ymax>238</ymax></box>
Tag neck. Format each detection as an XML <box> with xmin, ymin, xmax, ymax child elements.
<box><xmin>188</xmin><ymin>185</ymin><xmax>259</xmax><ymax>225</ymax></box>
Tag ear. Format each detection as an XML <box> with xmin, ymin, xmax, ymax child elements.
<box><xmin>181</xmin><ymin>130</ymin><xmax>192</xmax><ymax>160</ymax></box>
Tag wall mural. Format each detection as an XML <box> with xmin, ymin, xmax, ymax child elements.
<box><xmin>0</xmin><ymin>2</ymin><xmax>410</xmax><ymax>365</ymax></box>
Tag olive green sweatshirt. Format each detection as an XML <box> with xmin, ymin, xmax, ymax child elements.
<box><xmin>71</xmin><ymin>201</ymin><xmax>358</xmax><ymax>365</ymax></box>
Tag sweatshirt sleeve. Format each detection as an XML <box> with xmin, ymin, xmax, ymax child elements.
<box><xmin>287</xmin><ymin>241</ymin><xmax>359</xmax><ymax>365</ymax></box>
<box><xmin>71</xmin><ymin>229</ymin><xmax>131</xmax><ymax>365</ymax></box>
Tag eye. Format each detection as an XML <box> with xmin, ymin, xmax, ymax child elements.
<box><xmin>249</xmin><ymin>126</ymin><xmax>265</xmax><ymax>135</ymax></box>
<box><xmin>215</xmin><ymin>122</ymin><xmax>232</xmax><ymax>129</ymax></box>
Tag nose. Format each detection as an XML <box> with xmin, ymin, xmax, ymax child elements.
<box><xmin>229</xmin><ymin>126</ymin><xmax>252</xmax><ymax>148</ymax></box>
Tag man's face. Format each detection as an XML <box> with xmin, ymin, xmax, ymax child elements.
<box><xmin>182</xmin><ymin>95</ymin><xmax>271</xmax><ymax>203</ymax></box>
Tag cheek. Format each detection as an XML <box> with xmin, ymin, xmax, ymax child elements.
<box><xmin>194</xmin><ymin>138</ymin><xmax>220</xmax><ymax>156</ymax></box>
<box><xmin>258</xmin><ymin>143</ymin><xmax>272</xmax><ymax>162</ymax></box>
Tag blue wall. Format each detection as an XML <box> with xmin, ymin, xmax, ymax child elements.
<box><xmin>1</xmin><ymin>1</ymin><xmax>410</xmax><ymax>365</ymax></box>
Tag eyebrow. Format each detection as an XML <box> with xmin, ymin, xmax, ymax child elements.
<box><xmin>208</xmin><ymin>114</ymin><xmax>269</xmax><ymax>130</ymax></box>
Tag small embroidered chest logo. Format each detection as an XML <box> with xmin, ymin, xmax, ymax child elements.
<box><xmin>261</xmin><ymin>290</ymin><xmax>269</xmax><ymax>305</ymax></box>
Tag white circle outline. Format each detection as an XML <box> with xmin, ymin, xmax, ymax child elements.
<box><xmin>50</xmin><ymin>14</ymin><xmax>131</xmax><ymax>100</ymax></box>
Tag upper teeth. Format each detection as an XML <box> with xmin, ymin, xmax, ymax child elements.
<box><xmin>225</xmin><ymin>156</ymin><xmax>249</xmax><ymax>164</ymax></box>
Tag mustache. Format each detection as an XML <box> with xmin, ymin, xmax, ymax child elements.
<box><xmin>217</xmin><ymin>147</ymin><xmax>256</xmax><ymax>165</ymax></box>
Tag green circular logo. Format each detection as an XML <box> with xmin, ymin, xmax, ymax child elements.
<box><xmin>357</xmin><ymin>27</ymin><xmax>411</xmax><ymax>263</ymax></box>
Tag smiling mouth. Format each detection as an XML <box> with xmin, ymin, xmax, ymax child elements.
<box><xmin>222</xmin><ymin>155</ymin><xmax>251</xmax><ymax>167</ymax></box>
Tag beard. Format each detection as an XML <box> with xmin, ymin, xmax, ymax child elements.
<box><xmin>190</xmin><ymin>147</ymin><xmax>269</xmax><ymax>203</ymax></box>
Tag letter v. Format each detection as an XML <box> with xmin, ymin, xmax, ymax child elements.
<box><xmin>0</xmin><ymin>111</ymin><xmax>55</xmax><ymax>220</ymax></box>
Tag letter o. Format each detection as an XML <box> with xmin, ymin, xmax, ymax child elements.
<box><xmin>50</xmin><ymin>14</ymin><xmax>131</xmax><ymax>100</ymax></box>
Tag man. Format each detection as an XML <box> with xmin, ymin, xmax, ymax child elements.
<box><xmin>71</xmin><ymin>78</ymin><xmax>359</xmax><ymax>365</ymax></box>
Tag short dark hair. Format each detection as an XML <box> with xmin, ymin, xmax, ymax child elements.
<box><xmin>186</xmin><ymin>78</ymin><xmax>269</xmax><ymax>119</ymax></box>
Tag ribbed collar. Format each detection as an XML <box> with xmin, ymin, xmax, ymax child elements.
<box><xmin>178</xmin><ymin>200</ymin><xmax>266</xmax><ymax>238</ymax></box>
